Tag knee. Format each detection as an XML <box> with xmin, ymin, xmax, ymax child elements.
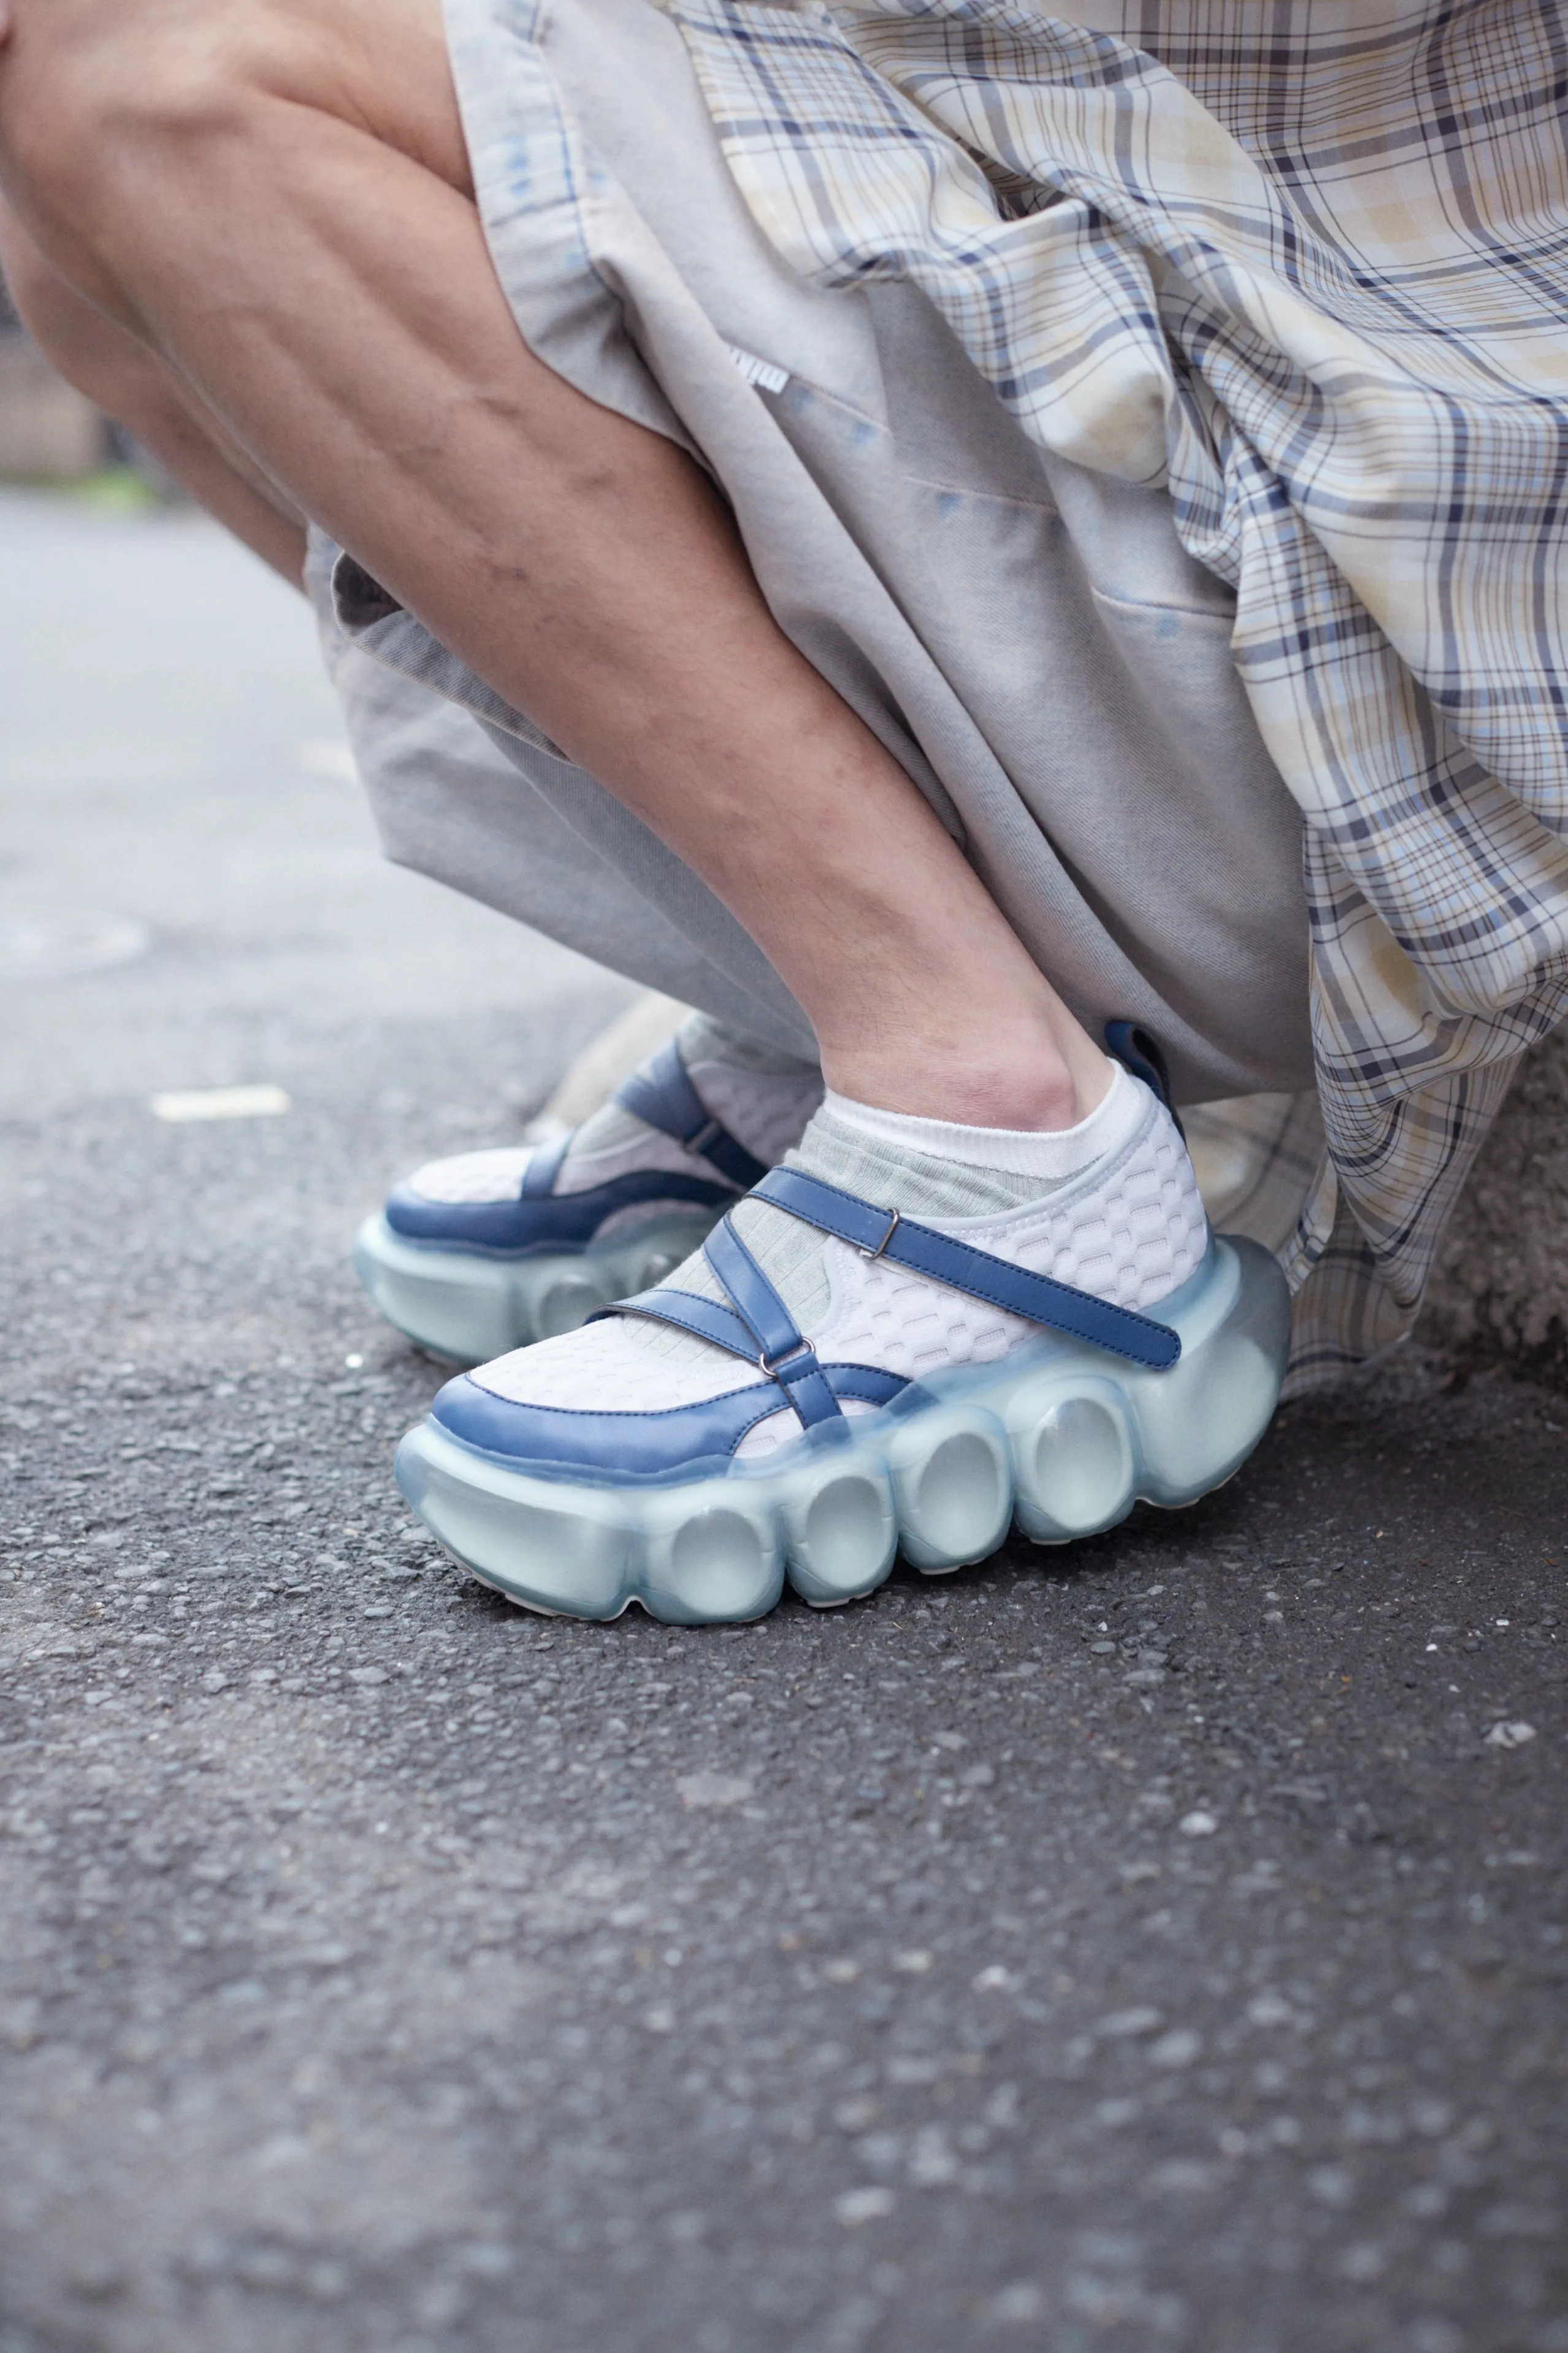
<box><xmin>0</xmin><ymin>2</ymin><xmax>277</xmax><ymax>239</ymax></box>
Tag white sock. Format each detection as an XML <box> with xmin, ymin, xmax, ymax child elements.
<box><xmin>557</xmin><ymin>1014</ymin><xmax>822</xmax><ymax>1189</ymax></box>
<box><xmin>821</xmin><ymin>1060</ymin><xmax>1141</xmax><ymax>1187</ymax></box>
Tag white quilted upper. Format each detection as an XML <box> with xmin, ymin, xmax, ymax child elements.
<box><xmin>468</xmin><ymin>1089</ymin><xmax>1208</xmax><ymax>1451</ymax></box>
<box><xmin>480</xmin><ymin>1318</ymin><xmax>767</xmax><ymax>1414</ymax></box>
<box><xmin>404</xmin><ymin>1143</ymin><xmax>537</xmax><ymax>1205</ymax></box>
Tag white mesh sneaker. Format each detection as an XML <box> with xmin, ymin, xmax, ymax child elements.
<box><xmin>354</xmin><ymin>1024</ymin><xmax>822</xmax><ymax>1362</ymax></box>
<box><xmin>394</xmin><ymin>1073</ymin><xmax>1291</xmax><ymax>1622</ymax></box>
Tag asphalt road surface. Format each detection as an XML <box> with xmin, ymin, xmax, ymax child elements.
<box><xmin>1</xmin><ymin>490</ymin><xmax>1564</xmax><ymax>2353</ymax></box>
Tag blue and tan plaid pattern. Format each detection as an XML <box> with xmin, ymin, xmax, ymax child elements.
<box><xmin>665</xmin><ymin>0</ymin><xmax>1568</xmax><ymax>1379</ymax></box>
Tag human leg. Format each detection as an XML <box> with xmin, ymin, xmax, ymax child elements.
<box><xmin>0</xmin><ymin>0</ymin><xmax>1291</xmax><ymax>1617</ymax></box>
<box><xmin>0</xmin><ymin>0</ymin><xmax>1106</xmax><ymax>1129</ymax></box>
<box><xmin>302</xmin><ymin>555</ymin><xmax>829</xmax><ymax>1357</ymax></box>
<box><xmin>0</xmin><ymin>192</ymin><xmax>308</xmax><ymax>583</ymax></box>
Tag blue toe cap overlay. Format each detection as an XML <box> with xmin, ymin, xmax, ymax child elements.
<box><xmin>430</xmin><ymin>1362</ymin><xmax>910</xmax><ymax>1482</ymax></box>
<box><xmin>382</xmin><ymin>1042</ymin><xmax>776</xmax><ymax>1255</ymax></box>
<box><xmin>384</xmin><ymin>1164</ymin><xmax>733</xmax><ymax>1254</ymax></box>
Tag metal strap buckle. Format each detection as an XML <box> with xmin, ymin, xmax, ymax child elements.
<box><xmin>759</xmin><ymin>1336</ymin><xmax>812</xmax><ymax>1379</ymax></box>
<box><xmin>866</xmin><ymin>1207</ymin><xmax>901</xmax><ymax>1262</ymax></box>
<box><xmin>686</xmin><ymin>1116</ymin><xmax>723</xmax><ymax>1159</ymax></box>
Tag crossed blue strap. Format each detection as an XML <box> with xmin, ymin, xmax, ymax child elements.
<box><xmin>519</xmin><ymin>1132</ymin><xmax>572</xmax><ymax>1199</ymax></box>
<box><xmin>597</xmin><ymin>1156</ymin><xmax>1181</xmax><ymax>1430</ymax></box>
<box><xmin>602</xmin><ymin>1216</ymin><xmax>845</xmax><ymax>1429</ymax></box>
<box><xmin>613</xmin><ymin>1040</ymin><xmax>767</xmax><ymax>1191</ymax></box>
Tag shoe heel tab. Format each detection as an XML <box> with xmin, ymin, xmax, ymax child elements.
<box><xmin>1104</xmin><ymin>1022</ymin><xmax>1185</xmax><ymax>1142</ymax></box>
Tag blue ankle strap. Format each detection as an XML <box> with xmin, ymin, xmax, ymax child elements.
<box><xmin>599</xmin><ymin>1156</ymin><xmax>1181</xmax><ymax>1427</ymax></box>
<box><xmin>752</xmin><ymin>1167</ymin><xmax>1182</xmax><ymax>1370</ymax></box>
<box><xmin>614</xmin><ymin>1040</ymin><xmax>768</xmax><ymax>1192</ymax></box>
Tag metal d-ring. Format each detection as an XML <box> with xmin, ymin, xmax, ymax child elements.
<box><xmin>867</xmin><ymin>1207</ymin><xmax>901</xmax><ymax>1262</ymax></box>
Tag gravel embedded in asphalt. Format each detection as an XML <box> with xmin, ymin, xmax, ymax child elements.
<box><xmin>1</xmin><ymin>493</ymin><xmax>1564</xmax><ymax>2353</ymax></box>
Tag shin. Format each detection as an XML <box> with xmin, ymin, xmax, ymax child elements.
<box><xmin>0</xmin><ymin>0</ymin><xmax>1107</xmax><ymax>1127</ymax></box>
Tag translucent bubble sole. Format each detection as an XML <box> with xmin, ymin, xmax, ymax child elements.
<box><xmin>353</xmin><ymin>1208</ymin><xmax>724</xmax><ymax>1365</ymax></box>
<box><xmin>394</xmin><ymin>1236</ymin><xmax>1291</xmax><ymax>1625</ymax></box>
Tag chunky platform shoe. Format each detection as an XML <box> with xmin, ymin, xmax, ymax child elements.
<box><xmin>392</xmin><ymin>1075</ymin><xmax>1292</xmax><ymax>1622</ymax></box>
<box><xmin>354</xmin><ymin>1038</ymin><xmax>813</xmax><ymax>1363</ymax></box>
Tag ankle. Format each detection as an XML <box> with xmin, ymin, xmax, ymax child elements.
<box><xmin>818</xmin><ymin>1043</ymin><xmax>1110</xmax><ymax>1133</ymax></box>
<box><xmin>816</xmin><ymin>1060</ymin><xmax>1153</xmax><ymax>1194</ymax></box>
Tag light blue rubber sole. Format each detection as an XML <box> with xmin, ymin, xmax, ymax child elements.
<box><xmin>353</xmin><ymin>1207</ymin><xmax>723</xmax><ymax>1365</ymax></box>
<box><xmin>393</xmin><ymin>1236</ymin><xmax>1293</xmax><ymax>1625</ymax></box>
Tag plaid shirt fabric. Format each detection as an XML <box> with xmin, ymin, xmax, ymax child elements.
<box><xmin>664</xmin><ymin>0</ymin><xmax>1568</xmax><ymax>1382</ymax></box>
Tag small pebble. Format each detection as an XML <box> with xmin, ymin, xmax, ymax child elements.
<box><xmin>989</xmin><ymin>2284</ymin><xmax>1046</xmax><ymax>2324</ymax></box>
<box><xmin>1148</xmin><ymin>2029</ymin><xmax>1203</xmax><ymax>2069</ymax></box>
<box><xmin>1097</xmin><ymin>2006</ymin><xmax>1163</xmax><ymax>2039</ymax></box>
<box><xmin>835</xmin><ymin>2187</ymin><xmax>896</xmax><ymax>2227</ymax></box>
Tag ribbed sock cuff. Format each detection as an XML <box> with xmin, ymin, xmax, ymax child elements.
<box><xmin>820</xmin><ymin>1061</ymin><xmax>1141</xmax><ymax>1185</ymax></box>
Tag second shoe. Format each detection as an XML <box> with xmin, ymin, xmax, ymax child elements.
<box><xmin>354</xmin><ymin>1015</ymin><xmax>823</xmax><ymax>1362</ymax></box>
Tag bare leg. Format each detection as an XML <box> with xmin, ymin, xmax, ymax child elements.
<box><xmin>0</xmin><ymin>194</ymin><xmax>307</xmax><ymax>584</ymax></box>
<box><xmin>0</xmin><ymin>0</ymin><xmax>1111</xmax><ymax>1129</ymax></box>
